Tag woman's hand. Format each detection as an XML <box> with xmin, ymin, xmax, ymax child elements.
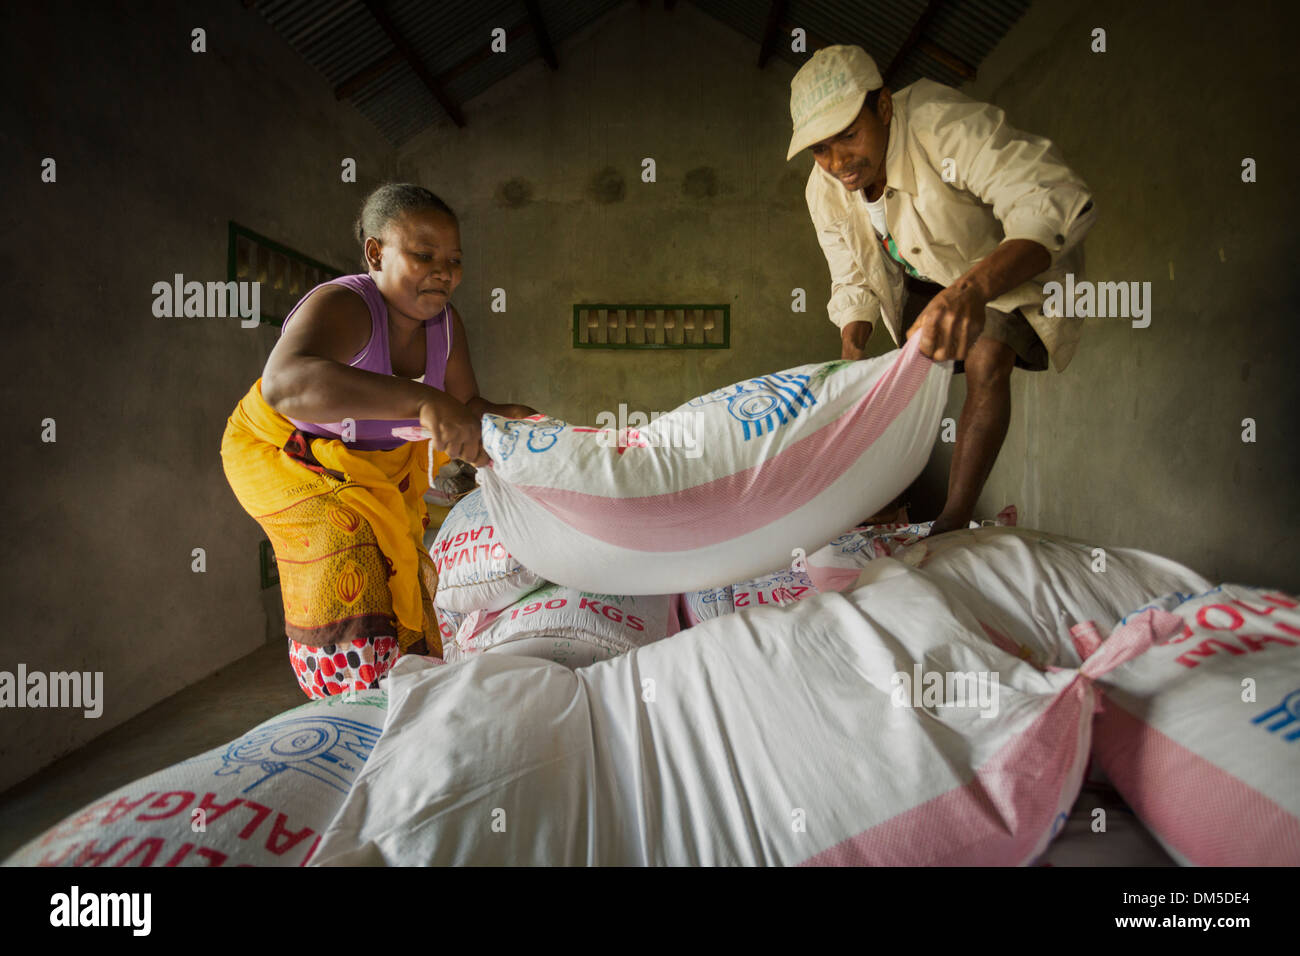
<box><xmin>418</xmin><ymin>391</ymin><xmax>488</xmax><ymax>466</ymax></box>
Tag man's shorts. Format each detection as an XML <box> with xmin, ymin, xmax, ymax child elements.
<box><xmin>899</xmin><ymin>275</ymin><xmax>1049</xmax><ymax>374</ymax></box>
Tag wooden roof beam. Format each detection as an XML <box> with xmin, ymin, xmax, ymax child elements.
<box><xmin>884</xmin><ymin>0</ymin><xmax>942</xmax><ymax>86</ymax></box>
<box><xmin>524</xmin><ymin>0</ymin><xmax>558</xmax><ymax>70</ymax></box>
<box><xmin>361</xmin><ymin>0</ymin><xmax>467</xmax><ymax>127</ymax></box>
<box><xmin>336</xmin><ymin>19</ymin><xmax>538</xmax><ymax>102</ymax></box>
<box><xmin>757</xmin><ymin>0</ymin><xmax>790</xmax><ymax>69</ymax></box>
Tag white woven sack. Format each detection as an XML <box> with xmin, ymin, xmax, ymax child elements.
<box><xmin>478</xmin><ymin>339</ymin><xmax>950</xmax><ymax>594</ymax></box>
<box><xmin>444</xmin><ymin>582</ymin><xmax>676</xmax><ymax>669</ymax></box>
<box><xmin>4</xmin><ymin>691</ymin><xmax>388</xmax><ymax>868</ymax></box>
<box><xmin>1092</xmin><ymin>584</ymin><xmax>1300</xmax><ymax>865</ymax></box>
<box><xmin>430</xmin><ymin>488</ymin><xmax>544</xmax><ymax>614</ymax></box>
<box><xmin>308</xmin><ymin>564</ymin><xmax>1175</xmax><ymax>866</ymax></box>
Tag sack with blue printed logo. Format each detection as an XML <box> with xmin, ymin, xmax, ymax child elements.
<box><xmin>1091</xmin><ymin>584</ymin><xmax>1300</xmax><ymax>865</ymax></box>
<box><xmin>3</xmin><ymin>691</ymin><xmax>387</xmax><ymax>868</ymax></box>
<box><xmin>681</xmin><ymin>566</ymin><xmax>817</xmax><ymax>628</ymax></box>
<box><xmin>478</xmin><ymin>339</ymin><xmax>951</xmax><ymax>594</ymax></box>
<box><xmin>430</xmin><ymin>488</ymin><xmax>545</xmax><ymax>614</ymax></box>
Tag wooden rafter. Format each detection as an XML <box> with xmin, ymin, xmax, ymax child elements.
<box><xmin>884</xmin><ymin>0</ymin><xmax>942</xmax><ymax>86</ymax></box>
<box><xmin>524</xmin><ymin>0</ymin><xmax>558</xmax><ymax>70</ymax></box>
<box><xmin>437</xmin><ymin>22</ymin><xmax>532</xmax><ymax>86</ymax></box>
<box><xmin>757</xmin><ymin>0</ymin><xmax>790</xmax><ymax>69</ymax></box>
<box><xmin>360</xmin><ymin>0</ymin><xmax>467</xmax><ymax>127</ymax></box>
<box><xmin>336</xmin><ymin>18</ymin><xmax>548</xmax><ymax>103</ymax></box>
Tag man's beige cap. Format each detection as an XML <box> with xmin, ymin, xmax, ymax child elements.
<box><xmin>787</xmin><ymin>45</ymin><xmax>884</xmax><ymax>160</ymax></box>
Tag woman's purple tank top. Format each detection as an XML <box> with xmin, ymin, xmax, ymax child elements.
<box><xmin>279</xmin><ymin>273</ymin><xmax>452</xmax><ymax>451</ymax></box>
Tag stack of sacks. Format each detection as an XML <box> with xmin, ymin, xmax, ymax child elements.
<box><xmin>429</xmin><ymin>486</ymin><xmax>543</xmax><ymax>650</ymax></box>
<box><xmin>678</xmin><ymin>513</ymin><xmax>1006</xmax><ymax>629</ymax></box>
<box><xmin>444</xmin><ymin>583</ymin><xmax>677</xmax><ymax>668</ymax></box>
<box><xmin>852</xmin><ymin>528</ymin><xmax>1300</xmax><ymax>863</ymax></box>
<box><xmin>430</xmin><ymin>488</ymin><xmax>544</xmax><ymax>615</ymax></box>
<box><xmin>805</xmin><ymin>506</ymin><xmax>1017</xmax><ymax>595</ymax></box>
<box><xmin>680</xmin><ymin>584</ymin><xmax>735</xmax><ymax>627</ymax></box>
<box><xmin>477</xmin><ymin>337</ymin><xmax>951</xmax><ymax>595</ymax></box>
<box><xmin>1090</xmin><ymin>585</ymin><xmax>1300</xmax><ymax>865</ymax></box>
<box><xmin>307</xmin><ymin>553</ymin><xmax>1190</xmax><ymax>866</ymax></box>
<box><xmin>4</xmin><ymin>691</ymin><xmax>388</xmax><ymax>868</ymax></box>
<box><xmin>733</xmin><ymin>568</ymin><xmax>815</xmax><ymax>612</ymax></box>
<box><xmin>869</xmin><ymin>526</ymin><xmax>1213</xmax><ymax>669</ymax></box>
<box><xmin>679</xmin><ymin>566</ymin><xmax>817</xmax><ymax>627</ymax></box>
<box><xmin>806</xmin><ymin>520</ymin><xmax>946</xmax><ymax>593</ymax></box>
<box><xmin>421</xmin><ymin>460</ymin><xmax>478</xmax><ymax>549</ymax></box>
<box><xmin>433</xmin><ymin>604</ymin><xmax>465</xmax><ymax>650</ymax></box>
<box><xmin>431</xmin><ymin>489</ymin><xmax>676</xmax><ymax>668</ymax></box>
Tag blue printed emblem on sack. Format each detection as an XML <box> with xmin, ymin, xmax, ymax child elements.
<box><xmin>688</xmin><ymin>371</ymin><xmax>816</xmax><ymax>441</ymax></box>
<box><xmin>1252</xmin><ymin>688</ymin><xmax>1300</xmax><ymax>742</ymax></box>
<box><xmin>527</xmin><ymin>422</ymin><xmax>566</xmax><ymax>453</ymax></box>
<box><xmin>213</xmin><ymin>716</ymin><xmax>383</xmax><ymax>794</ymax></box>
<box><xmin>486</xmin><ymin>422</ymin><xmax>520</xmax><ymax>462</ymax></box>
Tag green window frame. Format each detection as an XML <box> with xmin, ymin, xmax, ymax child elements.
<box><xmin>573</xmin><ymin>304</ymin><xmax>730</xmax><ymax>350</ymax></box>
<box><xmin>227</xmin><ymin>221</ymin><xmax>347</xmax><ymax>327</ymax></box>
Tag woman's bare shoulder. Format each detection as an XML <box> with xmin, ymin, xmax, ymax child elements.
<box><xmin>295</xmin><ymin>282</ymin><xmax>372</xmax><ymax>325</ymax></box>
<box><xmin>282</xmin><ymin>282</ymin><xmax>373</xmax><ymax>359</ymax></box>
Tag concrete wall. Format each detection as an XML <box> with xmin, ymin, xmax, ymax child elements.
<box><xmin>908</xmin><ymin>0</ymin><xmax>1299</xmax><ymax>591</ymax></box>
<box><xmin>7</xmin><ymin>0</ymin><xmax>1294</xmax><ymax>795</ymax></box>
<box><xmin>394</xmin><ymin>1</ymin><xmax>840</xmax><ymax>425</ymax></box>
<box><xmin>1</xmin><ymin>0</ymin><xmax>397</xmax><ymax>792</ymax></box>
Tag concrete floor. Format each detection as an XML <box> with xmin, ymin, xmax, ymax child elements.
<box><xmin>0</xmin><ymin>640</ymin><xmax>301</xmax><ymax>861</ymax></box>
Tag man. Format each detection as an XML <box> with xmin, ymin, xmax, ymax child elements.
<box><xmin>789</xmin><ymin>45</ymin><xmax>1097</xmax><ymax>536</ymax></box>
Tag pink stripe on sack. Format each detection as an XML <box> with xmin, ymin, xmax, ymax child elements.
<box><xmin>807</xmin><ymin>566</ymin><xmax>863</xmax><ymax>595</ymax></box>
<box><xmin>514</xmin><ymin>337</ymin><xmax>938</xmax><ymax>552</ymax></box>
<box><xmin>799</xmin><ymin>678</ymin><xmax>1092</xmax><ymax>866</ymax></box>
<box><xmin>1078</xmin><ymin>609</ymin><xmax>1186</xmax><ymax>680</ymax></box>
<box><xmin>1069</xmin><ymin>621</ymin><xmax>1104</xmax><ymax>662</ymax></box>
<box><xmin>1093</xmin><ymin>698</ymin><xmax>1300</xmax><ymax>865</ymax></box>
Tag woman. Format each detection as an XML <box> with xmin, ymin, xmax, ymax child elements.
<box><xmin>221</xmin><ymin>184</ymin><xmax>536</xmax><ymax>698</ymax></box>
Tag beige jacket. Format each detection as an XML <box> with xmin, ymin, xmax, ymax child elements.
<box><xmin>805</xmin><ymin>78</ymin><xmax>1097</xmax><ymax>372</ymax></box>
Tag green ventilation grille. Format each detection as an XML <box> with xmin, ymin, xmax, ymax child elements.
<box><xmin>573</xmin><ymin>304</ymin><xmax>730</xmax><ymax>349</ymax></box>
<box><xmin>227</xmin><ymin>221</ymin><xmax>347</xmax><ymax>327</ymax></box>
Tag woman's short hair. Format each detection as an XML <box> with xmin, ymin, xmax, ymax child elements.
<box><xmin>354</xmin><ymin>183</ymin><xmax>457</xmax><ymax>269</ymax></box>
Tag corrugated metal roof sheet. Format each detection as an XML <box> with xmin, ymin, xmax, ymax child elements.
<box><xmin>690</xmin><ymin>0</ymin><xmax>1028</xmax><ymax>88</ymax></box>
<box><xmin>252</xmin><ymin>0</ymin><xmax>1026</xmax><ymax>146</ymax></box>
